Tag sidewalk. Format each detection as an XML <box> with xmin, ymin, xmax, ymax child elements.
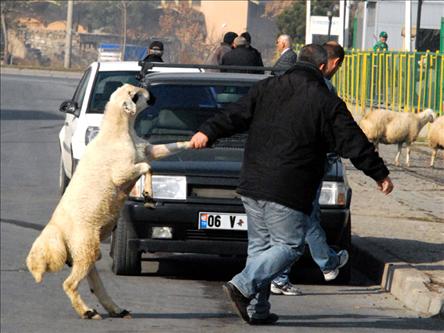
<box><xmin>0</xmin><ymin>65</ymin><xmax>82</xmax><ymax>79</ymax></box>
<box><xmin>347</xmin><ymin>143</ymin><xmax>444</xmax><ymax>317</ymax></box>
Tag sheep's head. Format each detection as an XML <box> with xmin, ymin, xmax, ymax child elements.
<box><xmin>109</xmin><ymin>84</ymin><xmax>151</xmax><ymax>117</ymax></box>
<box><xmin>423</xmin><ymin>109</ymin><xmax>437</xmax><ymax>123</ymax></box>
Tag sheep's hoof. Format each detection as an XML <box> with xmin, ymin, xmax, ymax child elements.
<box><xmin>83</xmin><ymin>309</ymin><xmax>102</xmax><ymax>320</ymax></box>
<box><xmin>110</xmin><ymin>309</ymin><xmax>132</xmax><ymax>319</ymax></box>
<box><xmin>143</xmin><ymin>195</ymin><xmax>156</xmax><ymax>209</ymax></box>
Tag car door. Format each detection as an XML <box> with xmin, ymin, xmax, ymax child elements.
<box><xmin>60</xmin><ymin>67</ymin><xmax>93</xmax><ymax>178</ymax></box>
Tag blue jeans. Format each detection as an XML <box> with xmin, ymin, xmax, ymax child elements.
<box><xmin>230</xmin><ymin>196</ymin><xmax>307</xmax><ymax>319</ymax></box>
<box><xmin>272</xmin><ymin>186</ymin><xmax>339</xmax><ymax>286</ymax></box>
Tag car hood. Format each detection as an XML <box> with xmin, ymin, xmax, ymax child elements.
<box><xmin>151</xmin><ymin>148</ymin><xmax>243</xmax><ymax>178</ymax></box>
<box><xmin>151</xmin><ymin>147</ymin><xmax>343</xmax><ymax>181</ymax></box>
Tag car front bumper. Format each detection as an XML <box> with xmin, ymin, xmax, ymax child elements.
<box><xmin>123</xmin><ymin>200</ymin><xmax>351</xmax><ymax>256</ymax></box>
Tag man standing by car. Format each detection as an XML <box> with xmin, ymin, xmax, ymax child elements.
<box><xmin>272</xmin><ymin>34</ymin><xmax>298</xmax><ymax>76</ymax></box>
<box><xmin>221</xmin><ymin>36</ymin><xmax>264</xmax><ymax>74</ymax></box>
<box><xmin>190</xmin><ymin>44</ymin><xmax>393</xmax><ymax>325</ymax></box>
<box><xmin>271</xmin><ymin>41</ymin><xmax>348</xmax><ymax>296</ymax></box>
<box><xmin>207</xmin><ymin>31</ymin><xmax>238</xmax><ymax>66</ymax></box>
<box><xmin>142</xmin><ymin>41</ymin><xmax>164</xmax><ymax>63</ymax></box>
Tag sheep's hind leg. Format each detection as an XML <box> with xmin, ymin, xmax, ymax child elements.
<box><xmin>395</xmin><ymin>143</ymin><xmax>402</xmax><ymax>166</ymax></box>
<box><xmin>63</xmin><ymin>262</ymin><xmax>102</xmax><ymax>319</ymax></box>
<box><xmin>87</xmin><ymin>265</ymin><xmax>131</xmax><ymax>318</ymax></box>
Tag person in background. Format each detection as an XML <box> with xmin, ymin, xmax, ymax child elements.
<box><xmin>272</xmin><ymin>34</ymin><xmax>297</xmax><ymax>76</ymax></box>
<box><xmin>142</xmin><ymin>41</ymin><xmax>164</xmax><ymax>63</ymax></box>
<box><xmin>190</xmin><ymin>44</ymin><xmax>393</xmax><ymax>325</ymax></box>
<box><xmin>373</xmin><ymin>31</ymin><xmax>388</xmax><ymax>51</ymax></box>
<box><xmin>240</xmin><ymin>32</ymin><xmax>264</xmax><ymax>68</ymax></box>
<box><xmin>221</xmin><ymin>36</ymin><xmax>263</xmax><ymax>74</ymax></box>
<box><xmin>270</xmin><ymin>41</ymin><xmax>347</xmax><ymax>297</ymax></box>
<box><xmin>207</xmin><ymin>31</ymin><xmax>238</xmax><ymax>66</ymax></box>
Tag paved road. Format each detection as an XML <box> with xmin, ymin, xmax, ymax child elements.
<box><xmin>1</xmin><ymin>72</ymin><xmax>442</xmax><ymax>332</ymax></box>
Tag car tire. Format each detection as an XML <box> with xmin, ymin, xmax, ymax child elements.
<box><xmin>335</xmin><ymin>215</ymin><xmax>352</xmax><ymax>284</ymax></box>
<box><xmin>59</xmin><ymin>156</ymin><xmax>70</xmax><ymax>195</ymax></box>
<box><xmin>111</xmin><ymin>212</ymin><xmax>141</xmax><ymax>275</ymax></box>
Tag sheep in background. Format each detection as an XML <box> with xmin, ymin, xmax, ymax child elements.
<box><xmin>428</xmin><ymin>115</ymin><xmax>444</xmax><ymax>167</ymax></box>
<box><xmin>360</xmin><ymin>108</ymin><xmax>436</xmax><ymax>167</ymax></box>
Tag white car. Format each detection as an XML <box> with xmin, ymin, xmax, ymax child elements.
<box><xmin>58</xmin><ymin>61</ymin><xmax>200</xmax><ymax>193</ymax></box>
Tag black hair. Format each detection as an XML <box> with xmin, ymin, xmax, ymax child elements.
<box><xmin>223</xmin><ymin>32</ymin><xmax>238</xmax><ymax>45</ymax></box>
<box><xmin>323</xmin><ymin>42</ymin><xmax>345</xmax><ymax>62</ymax></box>
<box><xmin>298</xmin><ymin>44</ymin><xmax>328</xmax><ymax>68</ymax></box>
<box><xmin>240</xmin><ymin>32</ymin><xmax>251</xmax><ymax>44</ymax></box>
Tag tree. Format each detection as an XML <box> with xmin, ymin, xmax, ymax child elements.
<box><xmin>1</xmin><ymin>0</ymin><xmax>60</xmax><ymax>64</ymax></box>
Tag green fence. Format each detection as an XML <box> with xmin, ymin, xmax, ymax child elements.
<box><xmin>332</xmin><ymin>50</ymin><xmax>444</xmax><ymax>115</ymax></box>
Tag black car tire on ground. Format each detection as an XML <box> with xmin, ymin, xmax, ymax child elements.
<box><xmin>59</xmin><ymin>156</ymin><xmax>70</xmax><ymax>195</ymax></box>
<box><xmin>111</xmin><ymin>212</ymin><xmax>141</xmax><ymax>275</ymax></box>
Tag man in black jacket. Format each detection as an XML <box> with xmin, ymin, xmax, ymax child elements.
<box><xmin>191</xmin><ymin>44</ymin><xmax>393</xmax><ymax>325</ymax></box>
<box><xmin>221</xmin><ymin>36</ymin><xmax>263</xmax><ymax>74</ymax></box>
<box><xmin>142</xmin><ymin>41</ymin><xmax>164</xmax><ymax>63</ymax></box>
<box><xmin>240</xmin><ymin>32</ymin><xmax>264</xmax><ymax>68</ymax></box>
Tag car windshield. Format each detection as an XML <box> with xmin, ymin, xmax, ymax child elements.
<box><xmin>135</xmin><ymin>83</ymin><xmax>252</xmax><ymax>146</ymax></box>
<box><xmin>88</xmin><ymin>71</ymin><xmax>139</xmax><ymax>113</ymax></box>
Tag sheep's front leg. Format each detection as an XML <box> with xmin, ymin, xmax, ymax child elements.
<box><xmin>112</xmin><ymin>163</ymin><xmax>150</xmax><ymax>188</ymax></box>
<box><xmin>405</xmin><ymin>143</ymin><xmax>411</xmax><ymax>167</ymax></box>
<box><xmin>87</xmin><ymin>265</ymin><xmax>131</xmax><ymax>318</ymax></box>
<box><xmin>374</xmin><ymin>141</ymin><xmax>379</xmax><ymax>152</ymax></box>
<box><xmin>395</xmin><ymin>143</ymin><xmax>402</xmax><ymax>166</ymax></box>
<box><xmin>147</xmin><ymin>141</ymin><xmax>192</xmax><ymax>160</ymax></box>
<box><xmin>142</xmin><ymin>167</ymin><xmax>156</xmax><ymax>209</ymax></box>
<box><xmin>430</xmin><ymin>148</ymin><xmax>437</xmax><ymax>167</ymax></box>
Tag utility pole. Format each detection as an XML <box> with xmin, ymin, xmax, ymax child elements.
<box><xmin>121</xmin><ymin>1</ymin><xmax>128</xmax><ymax>61</ymax></box>
<box><xmin>415</xmin><ymin>0</ymin><xmax>423</xmax><ymax>50</ymax></box>
<box><xmin>64</xmin><ymin>0</ymin><xmax>73</xmax><ymax>69</ymax></box>
<box><xmin>405</xmin><ymin>0</ymin><xmax>411</xmax><ymax>51</ymax></box>
<box><xmin>305</xmin><ymin>0</ymin><xmax>312</xmax><ymax>44</ymax></box>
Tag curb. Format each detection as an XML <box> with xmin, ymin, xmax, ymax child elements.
<box><xmin>352</xmin><ymin>234</ymin><xmax>443</xmax><ymax>318</ymax></box>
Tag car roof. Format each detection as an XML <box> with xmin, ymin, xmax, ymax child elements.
<box><xmin>144</xmin><ymin>72</ymin><xmax>270</xmax><ymax>84</ymax></box>
<box><xmin>95</xmin><ymin>61</ymin><xmax>201</xmax><ymax>73</ymax></box>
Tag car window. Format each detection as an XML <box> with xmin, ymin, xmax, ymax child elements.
<box><xmin>88</xmin><ymin>71</ymin><xmax>139</xmax><ymax>113</ymax></box>
<box><xmin>135</xmin><ymin>83</ymin><xmax>252</xmax><ymax>144</ymax></box>
<box><xmin>72</xmin><ymin>67</ymin><xmax>92</xmax><ymax>107</ymax></box>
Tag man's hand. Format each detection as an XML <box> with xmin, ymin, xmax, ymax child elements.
<box><xmin>376</xmin><ymin>176</ymin><xmax>394</xmax><ymax>195</ymax></box>
<box><xmin>190</xmin><ymin>131</ymin><xmax>209</xmax><ymax>149</ymax></box>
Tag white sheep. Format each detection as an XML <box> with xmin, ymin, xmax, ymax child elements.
<box><xmin>359</xmin><ymin>108</ymin><xmax>436</xmax><ymax>167</ymax></box>
<box><xmin>428</xmin><ymin>115</ymin><xmax>444</xmax><ymax>167</ymax></box>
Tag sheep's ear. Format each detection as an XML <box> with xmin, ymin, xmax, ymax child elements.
<box><xmin>122</xmin><ymin>99</ymin><xmax>136</xmax><ymax>115</ymax></box>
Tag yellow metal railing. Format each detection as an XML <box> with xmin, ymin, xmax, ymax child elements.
<box><xmin>332</xmin><ymin>50</ymin><xmax>444</xmax><ymax>116</ymax></box>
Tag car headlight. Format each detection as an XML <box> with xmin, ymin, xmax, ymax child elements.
<box><xmin>319</xmin><ymin>181</ymin><xmax>347</xmax><ymax>206</ymax></box>
<box><xmin>129</xmin><ymin>175</ymin><xmax>187</xmax><ymax>200</ymax></box>
<box><xmin>85</xmin><ymin>126</ymin><xmax>100</xmax><ymax>145</ymax></box>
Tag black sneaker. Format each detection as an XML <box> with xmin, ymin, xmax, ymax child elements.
<box><xmin>222</xmin><ymin>282</ymin><xmax>251</xmax><ymax>323</ymax></box>
<box><xmin>249</xmin><ymin>313</ymin><xmax>279</xmax><ymax>325</ymax></box>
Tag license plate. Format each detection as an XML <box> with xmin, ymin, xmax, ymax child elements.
<box><xmin>198</xmin><ymin>212</ymin><xmax>248</xmax><ymax>231</ymax></box>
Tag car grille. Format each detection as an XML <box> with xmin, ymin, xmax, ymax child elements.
<box><xmin>190</xmin><ymin>187</ymin><xmax>240</xmax><ymax>199</ymax></box>
<box><xmin>185</xmin><ymin>229</ymin><xmax>247</xmax><ymax>242</ymax></box>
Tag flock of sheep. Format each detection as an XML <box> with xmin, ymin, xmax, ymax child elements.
<box><xmin>359</xmin><ymin>108</ymin><xmax>444</xmax><ymax>167</ymax></box>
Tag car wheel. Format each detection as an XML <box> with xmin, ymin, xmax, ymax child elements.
<box><xmin>59</xmin><ymin>157</ymin><xmax>70</xmax><ymax>195</ymax></box>
<box><xmin>335</xmin><ymin>215</ymin><xmax>351</xmax><ymax>284</ymax></box>
<box><xmin>111</xmin><ymin>212</ymin><xmax>141</xmax><ymax>275</ymax></box>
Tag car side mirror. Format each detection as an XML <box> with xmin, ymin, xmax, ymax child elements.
<box><xmin>59</xmin><ymin>100</ymin><xmax>79</xmax><ymax>116</ymax></box>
